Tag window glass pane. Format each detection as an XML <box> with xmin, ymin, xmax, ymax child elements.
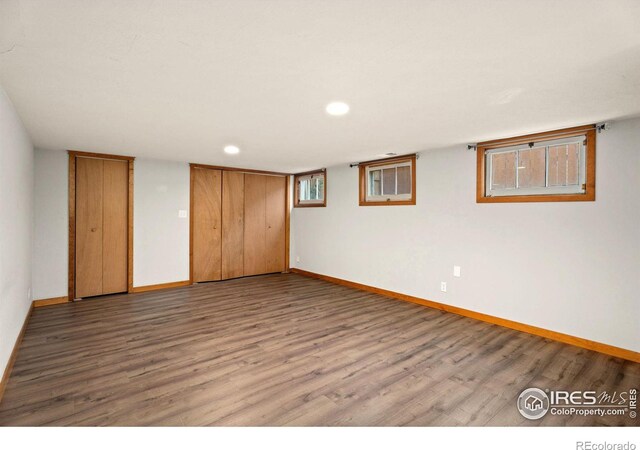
<box><xmin>369</xmin><ymin>170</ymin><xmax>381</xmax><ymax>196</ymax></box>
<box><xmin>566</xmin><ymin>143</ymin><xmax>580</xmax><ymax>185</ymax></box>
<box><xmin>382</xmin><ymin>168</ymin><xmax>396</xmax><ymax>195</ymax></box>
<box><xmin>300</xmin><ymin>179</ymin><xmax>309</xmax><ymax>200</ymax></box>
<box><xmin>309</xmin><ymin>178</ymin><xmax>318</xmax><ymax>199</ymax></box>
<box><xmin>548</xmin><ymin>145</ymin><xmax>565</xmax><ymax>186</ymax></box>
<box><xmin>548</xmin><ymin>143</ymin><xmax>579</xmax><ymax>186</ymax></box>
<box><xmin>363</xmin><ymin>158</ymin><xmax>415</xmax><ymax>204</ymax></box>
<box><xmin>491</xmin><ymin>151</ymin><xmax>516</xmax><ymax>190</ymax></box>
<box><xmin>396</xmin><ymin>166</ymin><xmax>411</xmax><ymax>194</ymax></box>
<box><xmin>517</xmin><ymin>147</ymin><xmax>546</xmax><ymax>188</ymax></box>
<box><xmin>296</xmin><ymin>173</ymin><xmax>325</xmax><ymax>204</ymax></box>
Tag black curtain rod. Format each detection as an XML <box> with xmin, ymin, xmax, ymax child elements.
<box><xmin>349</xmin><ymin>153</ymin><xmax>418</xmax><ymax>168</ymax></box>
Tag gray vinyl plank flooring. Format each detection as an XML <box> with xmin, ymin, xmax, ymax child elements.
<box><xmin>0</xmin><ymin>273</ymin><xmax>637</xmax><ymax>426</ymax></box>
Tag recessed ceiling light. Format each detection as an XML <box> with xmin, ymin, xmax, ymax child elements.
<box><xmin>326</xmin><ymin>101</ymin><xmax>349</xmax><ymax>116</ymax></box>
<box><xmin>224</xmin><ymin>145</ymin><xmax>240</xmax><ymax>154</ymax></box>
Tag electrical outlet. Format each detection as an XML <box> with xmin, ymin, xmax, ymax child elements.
<box><xmin>296</xmin><ymin>256</ymin><xmax>300</xmax><ymax>263</ymax></box>
<box><xmin>178</xmin><ymin>210</ymin><xmax>188</xmax><ymax>218</ymax></box>
<box><xmin>440</xmin><ymin>281</ymin><xmax>447</xmax><ymax>292</ymax></box>
<box><xmin>453</xmin><ymin>265</ymin><xmax>461</xmax><ymax>277</ymax></box>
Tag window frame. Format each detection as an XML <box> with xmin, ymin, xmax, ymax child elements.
<box><xmin>359</xmin><ymin>155</ymin><xmax>416</xmax><ymax>206</ymax></box>
<box><xmin>294</xmin><ymin>169</ymin><xmax>326</xmax><ymax>208</ymax></box>
<box><xmin>476</xmin><ymin>125</ymin><xmax>596</xmax><ymax>203</ymax></box>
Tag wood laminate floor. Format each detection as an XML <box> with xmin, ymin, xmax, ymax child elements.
<box><xmin>0</xmin><ymin>273</ymin><xmax>637</xmax><ymax>426</ymax></box>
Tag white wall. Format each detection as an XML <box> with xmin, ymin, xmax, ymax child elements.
<box><xmin>0</xmin><ymin>86</ymin><xmax>34</xmax><ymax>376</ymax></box>
<box><xmin>33</xmin><ymin>149</ymin><xmax>68</xmax><ymax>299</ymax></box>
<box><xmin>133</xmin><ymin>159</ymin><xmax>190</xmax><ymax>286</ymax></box>
<box><xmin>291</xmin><ymin>118</ymin><xmax>640</xmax><ymax>352</ymax></box>
<box><xmin>33</xmin><ymin>152</ymin><xmax>190</xmax><ymax>297</ymax></box>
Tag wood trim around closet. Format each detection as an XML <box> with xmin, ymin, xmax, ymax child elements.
<box><xmin>189</xmin><ymin>164</ymin><xmax>291</xmax><ymax>283</ymax></box>
<box><xmin>127</xmin><ymin>160</ymin><xmax>134</xmax><ymax>292</ymax></box>
<box><xmin>189</xmin><ymin>165</ymin><xmax>195</xmax><ymax>284</ymax></box>
<box><xmin>190</xmin><ymin>162</ymin><xmax>290</xmax><ymax>177</ymax></box>
<box><xmin>68</xmin><ymin>151</ymin><xmax>135</xmax><ymax>301</ymax></box>
<box><xmin>284</xmin><ymin>175</ymin><xmax>291</xmax><ymax>272</ymax></box>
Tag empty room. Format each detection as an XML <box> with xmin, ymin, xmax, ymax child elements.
<box><xmin>0</xmin><ymin>0</ymin><xmax>639</xmax><ymax>446</ymax></box>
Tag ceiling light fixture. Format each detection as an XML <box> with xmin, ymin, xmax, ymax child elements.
<box><xmin>224</xmin><ymin>145</ymin><xmax>240</xmax><ymax>155</ymax></box>
<box><xmin>326</xmin><ymin>101</ymin><xmax>349</xmax><ymax>116</ymax></box>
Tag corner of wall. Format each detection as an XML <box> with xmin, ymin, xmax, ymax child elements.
<box><xmin>0</xmin><ymin>84</ymin><xmax>35</xmax><ymax>383</ymax></box>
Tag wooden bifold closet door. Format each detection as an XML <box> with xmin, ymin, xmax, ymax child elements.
<box><xmin>264</xmin><ymin>176</ymin><xmax>286</xmax><ymax>273</ymax></box>
<box><xmin>191</xmin><ymin>167</ymin><xmax>287</xmax><ymax>282</ymax></box>
<box><xmin>192</xmin><ymin>167</ymin><xmax>223</xmax><ymax>282</ymax></box>
<box><xmin>75</xmin><ymin>157</ymin><xmax>128</xmax><ymax>298</ymax></box>
<box><xmin>243</xmin><ymin>174</ymin><xmax>267</xmax><ymax>276</ymax></box>
<box><xmin>244</xmin><ymin>174</ymin><xmax>286</xmax><ymax>276</ymax></box>
<box><xmin>222</xmin><ymin>171</ymin><xmax>245</xmax><ymax>279</ymax></box>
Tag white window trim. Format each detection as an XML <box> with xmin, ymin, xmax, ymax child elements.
<box><xmin>485</xmin><ymin>135</ymin><xmax>586</xmax><ymax>197</ymax></box>
<box><xmin>365</xmin><ymin>160</ymin><xmax>412</xmax><ymax>202</ymax></box>
<box><xmin>297</xmin><ymin>173</ymin><xmax>325</xmax><ymax>204</ymax></box>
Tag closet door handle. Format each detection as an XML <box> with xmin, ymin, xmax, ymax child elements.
<box><xmin>90</xmin><ymin>227</ymin><xmax>97</xmax><ymax>232</ymax></box>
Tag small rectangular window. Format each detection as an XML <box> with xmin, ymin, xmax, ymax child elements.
<box><xmin>294</xmin><ymin>170</ymin><xmax>326</xmax><ymax>207</ymax></box>
<box><xmin>359</xmin><ymin>155</ymin><xmax>416</xmax><ymax>206</ymax></box>
<box><xmin>477</xmin><ymin>125</ymin><xmax>596</xmax><ymax>203</ymax></box>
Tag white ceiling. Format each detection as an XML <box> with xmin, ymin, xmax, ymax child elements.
<box><xmin>1</xmin><ymin>0</ymin><xmax>639</xmax><ymax>172</ymax></box>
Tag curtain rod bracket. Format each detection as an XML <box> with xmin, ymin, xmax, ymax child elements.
<box><xmin>596</xmin><ymin>122</ymin><xmax>610</xmax><ymax>133</ymax></box>
<box><xmin>467</xmin><ymin>144</ymin><xmax>477</xmax><ymax>151</ymax></box>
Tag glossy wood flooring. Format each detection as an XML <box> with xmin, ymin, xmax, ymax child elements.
<box><xmin>0</xmin><ymin>273</ymin><xmax>638</xmax><ymax>426</ymax></box>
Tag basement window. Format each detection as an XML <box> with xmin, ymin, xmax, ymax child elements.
<box><xmin>477</xmin><ymin>126</ymin><xmax>596</xmax><ymax>203</ymax></box>
<box><xmin>359</xmin><ymin>155</ymin><xmax>416</xmax><ymax>206</ymax></box>
<box><xmin>294</xmin><ymin>170</ymin><xmax>326</xmax><ymax>207</ymax></box>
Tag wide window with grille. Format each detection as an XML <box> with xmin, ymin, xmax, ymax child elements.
<box><xmin>477</xmin><ymin>126</ymin><xmax>596</xmax><ymax>203</ymax></box>
<box><xmin>294</xmin><ymin>170</ymin><xmax>326</xmax><ymax>207</ymax></box>
<box><xmin>359</xmin><ymin>155</ymin><xmax>416</xmax><ymax>206</ymax></box>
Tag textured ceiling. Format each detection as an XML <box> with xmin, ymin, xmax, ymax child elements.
<box><xmin>1</xmin><ymin>0</ymin><xmax>640</xmax><ymax>172</ymax></box>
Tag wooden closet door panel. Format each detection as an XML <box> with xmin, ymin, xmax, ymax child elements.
<box><xmin>243</xmin><ymin>174</ymin><xmax>266</xmax><ymax>276</ymax></box>
<box><xmin>102</xmin><ymin>159</ymin><xmax>128</xmax><ymax>294</ymax></box>
<box><xmin>265</xmin><ymin>176</ymin><xmax>286</xmax><ymax>273</ymax></box>
<box><xmin>222</xmin><ymin>171</ymin><xmax>244</xmax><ymax>279</ymax></box>
<box><xmin>193</xmin><ymin>168</ymin><xmax>222</xmax><ymax>282</ymax></box>
<box><xmin>76</xmin><ymin>157</ymin><xmax>104</xmax><ymax>298</ymax></box>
